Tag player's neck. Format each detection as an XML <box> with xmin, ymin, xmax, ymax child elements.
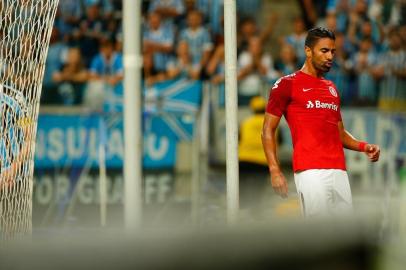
<box><xmin>300</xmin><ymin>63</ymin><xmax>324</xmax><ymax>78</ymax></box>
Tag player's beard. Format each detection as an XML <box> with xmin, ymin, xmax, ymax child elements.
<box><xmin>312</xmin><ymin>58</ymin><xmax>331</xmax><ymax>74</ymax></box>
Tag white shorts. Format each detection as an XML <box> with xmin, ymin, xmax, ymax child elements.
<box><xmin>294</xmin><ymin>169</ymin><xmax>353</xmax><ymax>217</ymax></box>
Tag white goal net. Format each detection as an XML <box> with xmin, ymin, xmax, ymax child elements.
<box><xmin>0</xmin><ymin>0</ymin><xmax>59</xmax><ymax>238</ymax></box>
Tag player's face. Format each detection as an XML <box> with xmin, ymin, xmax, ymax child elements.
<box><xmin>307</xmin><ymin>38</ymin><xmax>336</xmax><ymax>73</ymax></box>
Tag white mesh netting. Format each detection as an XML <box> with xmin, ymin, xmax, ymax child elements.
<box><xmin>0</xmin><ymin>0</ymin><xmax>59</xmax><ymax>238</ymax></box>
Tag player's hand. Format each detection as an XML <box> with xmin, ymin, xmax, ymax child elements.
<box><xmin>365</xmin><ymin>144</ymin><xmax>380</xmax><ymax>162</ymax></box>
<box><xmin>270</xmin><ymin>170</ymin><xmax>288</xmax><ymax>198</ymax></box>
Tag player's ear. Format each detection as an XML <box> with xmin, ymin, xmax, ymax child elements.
<box><xmin>305</xmin><ymin>46</ymin><xmax>312</xmax><ymax>58</ymax></box>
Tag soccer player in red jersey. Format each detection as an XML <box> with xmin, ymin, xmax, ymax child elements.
<box><xmin>262</xmin><ymin>27</ymin><xmax>380</xmax><ymax>217</ymax></box>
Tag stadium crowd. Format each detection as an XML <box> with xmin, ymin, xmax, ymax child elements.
<box><xmin>43</xmin><ymin>0</ymin><xmax>406</xmax><ymax>110</ymax></box>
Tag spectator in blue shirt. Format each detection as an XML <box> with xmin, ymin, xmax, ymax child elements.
<box><xmin>326</xmin><ymin>0</ymin><xmax>351</xmax><ymax>33</ymax></box>
<box><xmin>348</xmin><ymin>17</ymin><xmax>383</xmax><ymax>51</ymax></box>
<box><xmin>353</xmin><ymin>38</ymin><xmax>379</xmax><ymax>106</ymax></box>
<box><xmin>274</xmin><ymin>45</ymin><xmax>298</xmax><ymax>78</ymax></box>
<box><xmin>372</xmin><ymin>29</ymin><xmax>406</xmax><ymax>111</ymax></box>
<box><xmin>53</xmin><ymin>47</ymin><xmax>89</xmax><ymax>105</ymax></box>
<box><xmin>42</xmin><ymin>28</ymin><xmax>68</xmax><ymax>105</ymax></box>
<box><xmin>237</xmin><ymin>15</ymin><xmax>278</xmax><ymax>56</ymax></box>
<box><xmin>183</xmin><ymin>0</ymin><xmax>224</xmax><ymax>42</ymax></box>
<box><xmin>56</xmin><ymin>0</ymin><xmax>83</xmax><ymax>41</ymax></box>
<box><xmin>143</xmin><ymin>12</ymin><xmax>175</xmax><ymax>78</ymax></box>
<box><xmin>0</xmin><ymin>93</ymin><xmax>32</xmax><ymax>185</ymax></box>
<box><xmin>89</xmin><ymin>39</ymin><xmax>123</xmax><ymax>86</ymax></box>
<box><xmin>59</xmin><ymin>0</ymin><xmax>83</xmax><ymax>25</ymax></box>
<box><xmin>74</xmin><ymin>3</ymin><xmax>107</xmax><ymax>66</ymax></box>
<box><xmin>148</xmin><ymin>0</ymin><xmax>185</xmax><ymax>26</ymax></box>
<box><xmin>179</xmin><ymin>10</ymin><xmax>213</xmax><ymax>76</ymax></box>
<box><xmin>166</xmin><ymin>41</ymin><xmax>200</xmax><ymax>81</ymax></box>
<box><xmin>283</xmin><ymin>17</ymin><xmax>307</xmax><ymax>65</ymax></box>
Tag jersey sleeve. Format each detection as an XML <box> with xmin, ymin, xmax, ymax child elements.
<box><xmin>266</xmin><ymin>77</ymin><xmax>292</xmax><ymax>117</ymax></box>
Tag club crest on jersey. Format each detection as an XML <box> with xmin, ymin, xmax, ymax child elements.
<box><xmin>329</xmin><ymin>86</ymin><xmax>338</xmax><ymax>97</ymax></box>
<box><xmin>306</xmin><ymin>100</ymin><xmax>338</xmax><ymax>111</ymax></box>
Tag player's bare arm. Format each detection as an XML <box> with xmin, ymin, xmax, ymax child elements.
<box><xmin>262</xmin><ymin>113</ymin><xmax>288</xmax><ymax>198</ymax></box>
<box><xmin>338</xmin><ymin>121</ymin><xmax>380</xmax><ymax>162</ymax></box>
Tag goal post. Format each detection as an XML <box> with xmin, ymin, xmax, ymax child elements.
<box><xmin>0</xmin><ymin>0</ymin><xmax>59</xmax><ymax>238</ymax></box>
<box><xmin>224</xmin><ymin>0</ymin><xmax>239</xmax><ymax>224</ymax></box>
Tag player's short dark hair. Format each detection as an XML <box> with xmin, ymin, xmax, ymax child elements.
<box><xmin>305</xmin><ymin>27</ymin><xmax>335</xmax><ymax>49</ymax></box>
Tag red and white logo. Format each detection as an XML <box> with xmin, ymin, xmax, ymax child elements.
<box><xmin>329</xmin><ymin>86</ymin><xmax>338</xmax><ymax>97</ymax></box>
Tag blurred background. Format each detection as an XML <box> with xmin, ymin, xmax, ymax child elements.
<box><xmin>27</xmin><ymin>0</ymin><xmax>406</xmax><ymax>268</ymax></box>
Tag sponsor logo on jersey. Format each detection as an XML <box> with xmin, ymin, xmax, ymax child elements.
<box><xmin>329</xmin><ymin>86</ymin><xmax>338</xmax><ymax>97</ymax></box>
<box><xmin>306</xmin><ymin>100</ymin><xmax>338</xmax><ymax>111</ymax></box>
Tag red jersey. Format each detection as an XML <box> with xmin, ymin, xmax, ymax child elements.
<box><xmin>266</xmin><ymin>71</ymin><xmax>346</xmax><ymax>172</ymax></box>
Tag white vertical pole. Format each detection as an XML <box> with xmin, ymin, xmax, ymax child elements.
<box><xmin>99</xmin><ymin>140</ymin><xmax>107</xmax><ymax>227</ymax></box>
<box><xmin>123</xmin><ymin>0</ymin><xmax>142</xmax><ymax>229</ymax></box>
<box><xmin>224</xmin><ymin>0</ymin><xmax>239</xmax><ymax>224</ymax></box>
<box><xmin>191</xmin><ymin>122</ymin><xmax>200</xmax><ymax>225</ymax></box>
<box><xmin>400</xmin><ymin>179</ymin><xmax>406</xmax><ymax>241</ymax></box>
